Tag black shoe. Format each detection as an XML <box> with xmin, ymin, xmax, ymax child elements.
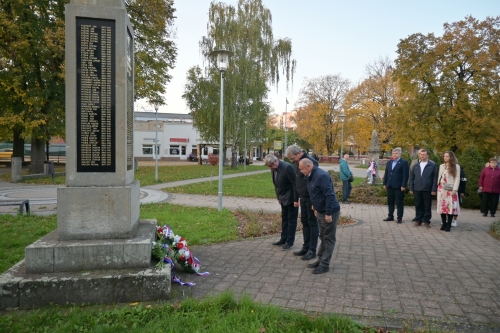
<box><xmin>312</xmin><ymin>266</ymin><xmax>330</xmax><ymax>274</ymax></box>
<box><xmin>411</xmin><ymin>217</ymin><xmax>418</xmax><ymax>221</ymax></box>
<box><xmin>440</xmin><ymin>223</ymin><xmax>446</xmax><ymax>231</ymax></box>
<box><xmin>307</xmin><ymin>261</ymin><xmax>320</xmax><ymax>268</ymax></box>
<box><xmin>282</xmin><ymin>244</ymin><xmax>293</xmax><ymax>251</ymax></box>
<box><xmin>293</xmin><ymin>248</ymin><xmax>308</xmax><ymax>256</ymax></box>
<box><xmin>482</xmin><ymin>214</ymin><xmax>487</xmax><ymax>217</ymax></box>
<box><xmin>272</xmin><ymin>240</ymin><xmax>286</xmax><ymax>246</ymax></box>
<box><xmin>383</xmin><ymin>217</ymin><xmax>394</xmax><ymax>221</ymax></box>
<box><xmin>301</xmin><ymin>251</ymin><xmax>317</xmax><ymax>261</ymax></box>
<box><xmin>342</xmin><ymin>201</ymin><xmax>350</xmax><ymax>204</ymax></box>
<box><xmin>397</xmin><ymin>218</ymin><xmax>402</xmax><ymax>224</ymax></box>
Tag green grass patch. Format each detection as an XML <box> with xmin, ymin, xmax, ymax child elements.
<box><xmin>0</xmin><ymin>165</ymin><xmax>267</xmax><ymax>186</ymax></box>
<box><xmin>0</xmin><ymin>214</ymin><xmax>57</xmax><ymax>273</ymax></box>
<box><xmin>140</xmin><ymin>203</ymin><xmax>239</xmax><ymax>245</ymax></box>
<box><xmin>0</xmin><ymin>291</ymin><xmax>375</xmax><ymax>333</ymax></box>
<box><xmin>135</xmin><ymin>164</ymin><xmax>267</xmax><ymax>186</ymax></box>
<box><xmin>489</xmin><ymin>220</ymin><xmax>500</xmax><ymax>239</ymax></box>
<box><xmin>355</xmin><ymin>164</ymin><xmax>385</xmax><ymax>171</ymax></box>
<box><xmin>167</xmin><ymin>172</ymin><xmax>276</xmax><ymax>198</ymax></box>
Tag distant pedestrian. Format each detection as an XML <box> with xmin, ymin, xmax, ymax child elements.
<box><xmin>478</xmin><ymin>158</ymin><xmax>500</xmax><ymax>217</ymax></box>
<box><xmin>339</xmin><ymin>154</ymin><xmax>352</xmax><ymax>204</ymax></box>
<box><xmin>383</xmin><ymin>148</ymin><xmax>409</xmax><ymax>224</ymax></box>
<box><xmin>264</xmin><ymin>154</ymin><xmax>298</xmax><ymax>250</ymax></box>
<box><xmin>437</xmin><ymin>151</ymin><xmax>461</xmax><ymax>232</ymax></box>
<box><xmin>367</xmin><ymin>157</ymin><xmax>377</xmax><ymax>184</ymax></box>
<box><xmin>286</xmin><ymin>145</ymin><xmax>319</xmax><ymax>261</ymax></box>
<box><xmin>298</xmin><ymin>158</ymin><xmax>340</xmax><ymax>274</ymax></box>
<box><xmin>409</xmin><ymin>149</ymin><xmax>438</xmax><ymax>228</ymax></box>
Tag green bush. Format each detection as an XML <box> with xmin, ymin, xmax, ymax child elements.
<box><xmin>458</xmin><ymin>145</ymin><xmax>485</xmax><ymax>209</ymax></box>
<box><xmin>489</xmin><ymin>220</ymin><xmax>500</xmax><ymax>239</ymax></box>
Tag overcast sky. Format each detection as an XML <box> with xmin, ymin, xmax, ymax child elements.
<box><xmin>134</xmin><ymin>0</ymin><xmax>500</xmax><ymax>116</ymax></box>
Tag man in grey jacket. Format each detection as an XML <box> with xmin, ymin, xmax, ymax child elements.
<box><xmin>409</xmin><ymin>149</ymin><xmax>438</xmax><ymax>228</ymax></box>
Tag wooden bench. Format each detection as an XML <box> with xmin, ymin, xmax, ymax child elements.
<box><xmin>0</xmin><ymin>200</ymin><xmax>30</xmax><ymax>214</ymax></box>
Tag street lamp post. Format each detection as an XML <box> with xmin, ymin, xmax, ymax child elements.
<box><xmin>151</xmin><ymin>99</ymin><xmax>162</xmax><ymax>182</ymax></box>
<box><xmin>244</xmin><ymin>120</ymin><xmax>247</xmax><ymax>171</ymax></box>
<box><xmin>210</xmin><ymin>49</ymin><xmax>233</xmax><ymax>211</ymax></box>
<box><xmin>284</xmin><ymin>98</ymin><xmax>289</xmax><ymax>152</ymax></box>
<box><xmin>339</xmin><ymin>113</ymin><xmax>346</xmax><ymax>157</ymax></box>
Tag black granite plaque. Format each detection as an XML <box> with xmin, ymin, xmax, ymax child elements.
<box><xmin>76</xmin><ymin>18</ymin><xmax>116</xmax><ymax>172</ymax></box>
<box><xmin>126</xmin><ymin>28</ymin><xmax>133</xmax><ymax>171</ymax></box>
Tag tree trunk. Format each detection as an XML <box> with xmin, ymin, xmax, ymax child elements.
<box><xmin>29</xmin><ymin>138</ymin><xmax>45</xmax><ymax>173</ymax></box>
<box><xmin>12</xmin><ymin>128</ymin><xmax>25</xmax><ymax>161</ymax></box>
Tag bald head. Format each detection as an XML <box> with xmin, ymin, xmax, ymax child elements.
<box><xmin>299</xmin><ymin>158</ymin><xmax>314</xmax><ymax>176</ymax></box>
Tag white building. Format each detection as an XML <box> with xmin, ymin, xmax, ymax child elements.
<box><xmin>133</xmin><ymin>111</ymin><xmax>264</xmax><ymax>162</ymax></box>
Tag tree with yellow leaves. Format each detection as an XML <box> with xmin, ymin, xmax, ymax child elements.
<box><xmin>294</xmin><ymin>75</ymin><xmax>350</xmax><ymax>155</ymax></box>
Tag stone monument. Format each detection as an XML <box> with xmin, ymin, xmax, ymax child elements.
<box><xmin>367</xmin><ymin>128</ymin><xmax>382</xmax><ymax>184</ymax></box>
<box><xmin>0</xmin><ymin>0</ymin><xmax>170</xmax><ymax>310</ymax></box>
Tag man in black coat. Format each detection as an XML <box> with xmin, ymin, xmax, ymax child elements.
<box><xmin>409</xmin><ymin>149</ymin><xmax>438</xmax><ymax>228</ymax></box>
<box><xmin>383</xmin><ymin>148</ymin><xmax>409</xmax><ymax>223</ymax></box>
<box><xmin>286</xmin><ymin>145</ymin><xmax>319</xmax><ymax>261</ymax></box>
<box><xmin>264</xmin><ymin>154</ymin><xmax>298</xmax><ymax>250</ymax></box>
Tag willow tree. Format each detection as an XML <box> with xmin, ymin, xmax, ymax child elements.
<box><xmin>0</xmin><ymin>0</ymin><xmax>176</xmax><ymax>172</ymax></box>
<box><xmin>183</xmin><ymin>0</ymin><xmax>296</xmax><ymax>168</ymax></box>
<box><xmin>295</xmin><ymin>75</ymin><xmax>350</xmax><ymax>155</ymax></box>
<box><xmin>393</xmin><ymin>15</ymin><xmax>500</xmax><ymax>155</ymax></box>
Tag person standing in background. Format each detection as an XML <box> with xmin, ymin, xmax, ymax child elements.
<box><xmin>478</xmin><ymin>158</ymin><xmax>500</xmax><ymax>217</ymax></box>
<box><xmin>339</xmin><ymin>154</ymin><xmax>352</xmax><ymax>204</ymax></box>
<box><xmin>383</xmin><ymin>148</ymin><xmax>409</xmax><ymax>224</ymax></box>
<box><xmin>409</xmin><ymin>149</ymin><xmax>438</xmax><ymax>228</ymax></box>
<box><xmin>367</xmin><ymin>157</ymin><xmax>377</xmax><ymax>184</ymax></box>
<box><xmin>437</xmin><ymin>151</ymin><xmax>461</xmax><ymax>232</ymax></box>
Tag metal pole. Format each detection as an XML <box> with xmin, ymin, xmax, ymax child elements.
<box><xmin>155</xmin><ymin>110</ymin><xmax>158</xmax><ymax>182</ymax></box>
<box><xmin>284</xmin><ymin>100</ymin><xmax>288</xmax><ymax>152</ymax></box>
<box><xmin>244</xmin><ymin>124</ymin><xmax>247</xmax><ymax>171</ymax></box>
<box><xmin>218</xmin><ymin>71</ymin><xmax>225</xmax><ymax>211</ymax></box>
<box><xmin>341</xmin><ymin>122</ymin><xmax>344</xmax><ymax>158</ymax></box>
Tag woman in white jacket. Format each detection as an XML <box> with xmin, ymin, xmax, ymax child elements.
<box><xmin>437</xmin><ymin>151</ymin><xmax>461</xmax><ymax>232</ymax></box>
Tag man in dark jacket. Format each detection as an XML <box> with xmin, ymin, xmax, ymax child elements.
<box><xmin>299</xmin><ymin>158</ymin><xmax>341</xmax><ymax>274</ymax></box>
<box><xmin>286</xmin><ymin>145</ymin><xmax>319</xmax><ymax>261</ymax></box>
<box><xmin>383</xmin><ymin>148</ymin><xmax>410</xmax><ymax>223</ymax></box>
<box><xmin>409</xmin><ymin>149</ymin><xmax>438</xmax><ymax>228</ymax></box>
<box><xmin>264</xmin><ymin>154</ymin><xmax>298</xmax><ymax>250</ymax></box>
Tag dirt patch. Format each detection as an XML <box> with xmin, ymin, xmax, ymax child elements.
<box><xmin>234</xmin><ymin>210</ymin><xmax>357</xmax><ymax>238</ymax></box>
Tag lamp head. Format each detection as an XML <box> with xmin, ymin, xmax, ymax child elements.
<box><xmin>210</xmin><ymin>49</ymin><xmax>233</xmax><ymax>72</ymax></box>
<box><xmin>151</xmin><ymin>99</ymin><xmax>162</xmax><ymax>113</ymax></box>
<box><xmin>339</xmin><ymin>113</ymin><xmax>346</xmax><ymax>123</ymax></box>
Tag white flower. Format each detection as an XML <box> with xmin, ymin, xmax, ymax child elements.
<box><xmin>151</xmin><ymin>241</ymin><xmax>156</xmax><ymax>249</ymax></box>
<box><xmin>174</xmin><ymin>235</ymin><xmax>181</xmax><ymax>243</ymax></box>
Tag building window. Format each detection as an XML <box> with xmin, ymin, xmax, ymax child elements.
<box><xmin>170</xmin><ymin>145</ymin><xmax>180</xmax><ymax>155</ymax></box>
<box><xmin>142</xmin><ymin>145</ymin><xmax>159</xmax><ymax>155</ymax></box>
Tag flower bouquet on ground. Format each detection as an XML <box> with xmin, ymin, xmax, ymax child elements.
<box><xmin>152</xmin><ymin>225</ymin><xmax>208</xmax><ymax>286</ymax></box>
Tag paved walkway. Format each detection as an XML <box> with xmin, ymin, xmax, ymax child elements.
<box><xmin>1</xmin><ymin>165</ymin><xmax>499</xmax><ymax>332</ymax></box>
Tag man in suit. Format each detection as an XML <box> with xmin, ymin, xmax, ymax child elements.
<box><xmin>264</xmin><ymin>154</ymin><xmax>298</xmax><ymax>250</ymax></box>
<box><xmin>383</xmin><ymin>148</ymin><xmax>409</xmax><ymax>223</ymax></box>
<box><xmin>409</xmin><ymin>149</ymin><xmax>438</xmax><ymax>228</ymax></box>
<box><xmin>286</xmin><ymin>145</ymin><xmax>319</xmax><ymax>261</ymax></box>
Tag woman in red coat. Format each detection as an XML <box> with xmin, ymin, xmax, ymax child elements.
<box><xmin>478</xmin><ymin>158</ymin><xmax>500</xmax><ymax>217</ymax></box>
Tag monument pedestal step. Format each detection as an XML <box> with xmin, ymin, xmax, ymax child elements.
<box><xmin>0</xmin><ymin>259</ymin><xmax>170</xmax><ymax>310</ymax></box>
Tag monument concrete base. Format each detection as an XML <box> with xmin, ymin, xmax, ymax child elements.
<box><xmin>57</xmin><ymin>181</ymin><xmax>141</xmax><ymax>240</ymax></box>
<box><xmin>0</xmin><ymin>259</ymin><xmax>170</xmax><ymax>310</ymax></box>
<box><xmin>25</xmin><ymin>219</ymin><xmax>156</xmax><ymax>274</ymax></box>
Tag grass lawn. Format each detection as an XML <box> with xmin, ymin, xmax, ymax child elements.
<box><xmin>0</xmin><ymin>292</ymin><xmax>374</xmax><ymax>333</ymax></box>
<box><xmin>0</xmin><ymin>164</ymin><xmax>267</xmax><ymax>186</ymax></box>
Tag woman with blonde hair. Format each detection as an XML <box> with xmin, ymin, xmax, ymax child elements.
<box><xmin>437</xmin><ymin>151</ymin><xmax>461</xmax><ymax>232</ymax></box>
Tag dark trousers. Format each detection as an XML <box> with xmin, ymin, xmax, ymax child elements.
<box><xmin>387</xmin><ymin>187</ymin><xmax>405</xmax><ymax>218</ymax></box>
<box><xmin>413</xmin><ymin>190</ymin><xmax>432</xmax><ymax>222</ymax></box>
<box><xmin>299</xmin><ymin>197</ymin><xmax>319</xmax><ymax>253</ymax></box>
<box><xmin>481</xmin><ymin>192</ymin><xmax>500</xmax><ymax>215</ymax></box>
<box><xmin>316</xmin><ymin>211</ymin><xmax>339</xmax><ymax>268</ymax></box>
<box><xmin>342</xmin><ymin>180</ymin><xmax>352</xmax><ymax>202</ymax></box>
<box><xmin>280</xmin><ymin>203</ymin><xmax>298</xmax><ymax>245</ymax></box>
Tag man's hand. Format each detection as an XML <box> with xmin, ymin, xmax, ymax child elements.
<box><xmin>431</xmin><ymin>192</ymin><xmax>436</xmax><ymax>195</ymax></box>
<box><xmin>293</xmin><ymin>201</ymin><xmax>299</xmax><ymax>207</ymax></box>
<box><xmin>400</xmin><ymin>187</ymin><xmax>405</xmax><ymax>191</ymax></box>
<box><xmin>383</xmin><ymin>185</ymin><xmax>387</xmax><ymax>190</ymax></box>
<box><xmin>410</xmin><ymin>191</ymin><xmax>413</xmax><ymax>195</ymax></box>
<box><xmin>325</xmin><ymin>215</ymin><xmax>332</xmax><ymax>223</ymax></box>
